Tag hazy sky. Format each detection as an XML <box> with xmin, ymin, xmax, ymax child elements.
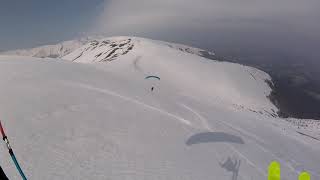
<box><xmin>1</xmin><ymin>0</ymin><xmax>320</xmax><ymax>65</ymax></box>
<box><xmin>0</xmin><ymin>0</ymin><xmax>104</xmax><ymax>51</ymax></box>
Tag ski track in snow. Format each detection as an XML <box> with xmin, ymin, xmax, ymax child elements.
<box><xmin>71</xmin><ymin>80</ymin><xmax>309</xmax><ymax>179</ymax></box>
<box><xmin>133</xmin><ymin>55</ymin><xmax>145</xmax><ymax>74</ymax></box>
<box><xmin>66</xmin><ymin>82</ymin><xmax>273</xmax><ymax>178</ymax></box>
<box><xmin>68</xmin><ymin>82</ymin><xmax>192</xmax><ymax>127</ymax></box>
<box><xmin>70</xmin><ymin>79</ymin><xmax>275</xmax><ymax>178</ymax></box>
<box><xmin>179</xmin><ymin>103</ymin><xmax>212</xmax><ymax>131</ymax></box>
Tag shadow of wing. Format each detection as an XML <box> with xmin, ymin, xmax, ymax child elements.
<box><xmin>186</xmin><ymin>132</ymin><xmax>244</xmax><ymax>145</ymax></box>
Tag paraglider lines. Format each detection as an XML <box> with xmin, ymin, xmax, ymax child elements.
<box><xmin>0</xmin><ymin>120</ymin><xmax>27</xmax><ymax>180</ymax></box>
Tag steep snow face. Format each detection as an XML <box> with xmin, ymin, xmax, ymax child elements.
<box><xmin>0</xmin><ymin>55</ymin><xmax>319</xmax><ymax>180</ymax></box>
<box><xmin>1</xmin><ymin>38</ymin><xmax>91</xmax><ymax>58</ymax></box>
<box><xmin>63</xmin><ymin>36</ymin><xmax>278</xmax><ymax>116</ymax></box>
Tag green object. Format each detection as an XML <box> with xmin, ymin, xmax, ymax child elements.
<box><xmin>299</xmin><ymin>172</ymin><xmax>311</xmax><ymax>180</ymax></box>
<box><xmin>268</xmin><ymin>161</ymin><xmax>281</xmax><ymax>180</ymax></box>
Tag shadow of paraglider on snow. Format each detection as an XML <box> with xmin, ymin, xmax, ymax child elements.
<box><xmin>186</xmin><ymin>132</ymin><xmax>244</xmax><ymax>146</ymax></box>
<box><xmin>186</xmin><ymin>132</ymin><xmax>244</xmax><ymax>179</ymax></box>
<box><xmin>219</xmin><ymin>157</ymin><xmax>241</xmax><ymax>180</ymax></box>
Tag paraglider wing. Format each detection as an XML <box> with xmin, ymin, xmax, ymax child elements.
<box><xmin>145</xmin><ymin>76</ymin><xmax>160</xmax><ymax>80</ymax></box>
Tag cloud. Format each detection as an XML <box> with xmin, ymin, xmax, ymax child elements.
<box><xmin>92</xmin><ymin>0</ymin><xmax>320</xmax><ymax>38</ymax></box>
<box><xmin>90</xmin><ymin>0</ymin><xmax>320</xmax><ymax>65</ymax></box>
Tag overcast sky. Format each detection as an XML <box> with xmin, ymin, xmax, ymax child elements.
<box><xmin>94</xmin><ymin>0</ymin><xmax>320</xmax><ymax>36</ymax></box>
<box><xmin>1</xmin><ymin>0</ymin><xmax>319</xmax><ymax>65</ymax></box>
<box><xmin>92</xmin><ymin>0</ymin><xmax>320</xmax><ymax>63</ymax></box>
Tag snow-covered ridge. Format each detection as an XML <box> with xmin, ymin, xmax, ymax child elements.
<box><xmin>62</xmin><ymin>36</ymin><xmax>217</xmax><ymax>63</ymax></box>
<box><xmin>1</xmin><ymin>36</ymin><xmax>217</xmax><ymax>61</ymax></box>
<box><xmin>1</xmin><ymin>38</ymin><xmax>91</xmax><ymax>58</ymax></box>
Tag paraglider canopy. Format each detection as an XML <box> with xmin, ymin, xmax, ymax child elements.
<box><xmin>145</xmin><ymin>75</ymin><xmax>160</xmax><ymax>92</ymax></box>
<box><xmin>145</xmin><ymin>76</ymin><xmax>160</xmax><ymax>80</ymax></box>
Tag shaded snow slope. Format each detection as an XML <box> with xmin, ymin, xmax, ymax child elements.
<box><xmin>0</xmin><ymin>55</ymin><xmax>319</xmax><ymax>180</ymax></box>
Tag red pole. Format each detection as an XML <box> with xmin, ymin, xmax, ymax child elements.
<box><xmin>0</xmin><ymin>120</ymin><xmax>6</xmax><ymax>139</ymax></box>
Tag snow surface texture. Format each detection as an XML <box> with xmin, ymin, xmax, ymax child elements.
<box><xmin>0</xmin><ymin>37</ymin><xmax>319</xmax><ymax>180</ymax></box>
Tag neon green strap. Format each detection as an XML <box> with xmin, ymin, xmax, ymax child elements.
<box><xmin>268</xmin><ymin>161</ymin><xmax>281</xmax><ymax>180</ymax></box>
<box><xmin>299</xmin><ymin>172</ymin><xmax>311</xmax><ymax>180</ymax></box>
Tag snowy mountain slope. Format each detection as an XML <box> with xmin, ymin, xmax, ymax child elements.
<box><xmin>0</xmin><ymin>37</ymin><xmax>319</xmax><ymax>180</ymax></box>
<box><xmin>3</xmin><ymin>36</ymin><xmax>277</xmax><ymax>115</ymax></box>
<box><xmin>63</xmin><ymin>36</ymin><xmax>278</xmax><ymax>116</ymax></box>
<box><xmin>1</xmin><ymin>38</ymin><xmax>91</xmax><ymax>58</ymax></box>
<box><xmin>0</xmin><ymin>55</ymin><xmax>319</xmax><ymax>180</ymax></box>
